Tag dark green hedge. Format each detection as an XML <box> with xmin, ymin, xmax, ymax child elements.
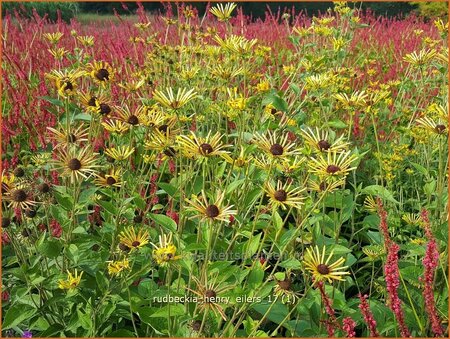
<box><xmin>2</xmin><ymin>2</ymin><xmax>79</xmax><ymax>22</ymax></box>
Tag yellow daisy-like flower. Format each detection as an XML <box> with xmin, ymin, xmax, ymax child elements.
<box><xmin>303</xmin><ymin>246</ymin><xmax>349</xmax><ymax>284</ymax></box>
<box><xmin>210</xmin><ymin>65</ymin><xmax>243</xmax><ymax>81</ymax></box>
<box><xmin>151</xmin><ymin>233</ymin><xmax>181</xmax><ymax>266</ymax></box>
<box><xmin>213</xmin><ymin>34</ymin><xmax>257</xmax><ymax>54</ymax></box>
<box><xmin>134</xmin><ymin>22</ymin><xmax>151</xmax><ymax>30</ymax></box>
<box><xmin>264</xmin><ymin>180</ymin><xmax>305</xmax><ymax>211</ymax></box>
<box><xmin>101</xmin><ymin>119</ymin><xmax>130</xmax><ymax>134</ymax></box>
<box><xmin>402</xmin><ymin>213</ymin><xmax>422</xmax><ymax>227</ymax></box>
<box><xmin>152</xmin><ymin>87</ymin><xmax>198</xmax><ymax>109</ymax></box>
<box><xmin>118</xmin><ymin>78</ymin><xmax>146</xmax><ymax>92</ymax></box>
<box><xmin>118</xmin><ymin>226</ymin><xmax>150</xmax><ymax>252</ymax></box>
<box><xmin>3</xmin><ymin>183</ymin><xmax>37</xmax><ymax>210</ymax></box>
<box><xmin>176</xmin><ymin>131</ymin><xmax>231</xmax><ymax>161</ymax></box>
<box><xmin>363</xmin><ymin>196</ymin><xmax>378</xmax><ymax>213</ymax></box>
<box><xmin>256</xmin><ymin>79</ymin><xmax>270</xmax><ymax>92</ymax></box>
<box><xmin>78</xmin><ymin>92</ymin><xmax>112</xmax><ymax>116</ymax></box>
<box><xmin>141</xmin><ymin>104</ymin><xmax>167</xmax><ymax>128</ymax></box>
<box><xmin>94</xmin><ymin>168</ymin><xmax>123</xmax><ymax>188</ymax></box>
<box><xmin>416</xmin><ymin>116</ymin><xmax>447</xmax><ymax>136</ymax></box>
<box><xmin>107</xmin><ymin>258</ymin><xmax>130</xmax><ymax>276</ymax></box>
<box><xmin>252</xmin><ymin>130</ymin><xmax>299</xmax><ymax>159</ymax></box>
<box><xmin>104</xmin><ymin>146</ymin><xmax>135</xmax><ymax>161</ymax></box>
<box><xmin>52</xmin><ymin>147</ymin><xmax>99</xmax><ymax>183</ymax></box>
<box><xmin>46</xmin><ymin>69</ymin><xmax>85</xmax><ymax>98</ymax></box>
<box><xmin>185</xmin><ymin>190</ymin><xmax>237</xmax><ymax>223</ymax></box>
<box><xmin>145</xmin><ymin>128</ymin><xmax>177</xmax><ymax>158</ymax></box>
<box><xmin>403</xmin><ymin>49</ymin><xmax>437</xmax><ymax>67</ymax></box>
<box><xmin>300</xmin><ymin>127</ymin><xmax>349</xmax><ymax>153</ymax></box>
<box><xmin>87</xmin><ymin>61</ymin><xmax>114</xmax><ymax>86</ymax></box>
<box><xmin>209</xmin><ymin>2</ymin><xmax>237</xmax><ymax>21</ymax></box>
<box><xmin>362</xmin><ymin>245</ymin><xmax>385</xmax><ymax>261</ymax></box>
<box><xmin>77</xmin><ymin>35</ymin><xmax>94</xmax><ymax>47</ymax></box>
<box><xmin>116</xmin><ymin>105</ymin><xmax>146</xmax><ymax>126</ymax></box>
<box><xmin>48</xmin><ymin>47</ymin><xmax>68</xmax><ymax>60</ymax></box>
<box><xmin>186</xmin><ymin>274</ymin><xmax>232</xmax><ymax>321</ymax></box>
<box><xmin>308</xmin><ymin>177</ymin><xmax>346</xmax><ymax>193</ymax></box>
<box><xmin>43</xmin><ymin>32</ymin><xmax>63</xmax><ymax>44</ymax></box>
<box><xmin>58</xmin><ymin>269</ymin><xmax>83</xmax><ymax>290</ymax></box>
<box><xmin>46</xmin><ymin>124</ymin><xmax>89</xmax><ymax>149</ymax></box>
<box><xmin>333</xmin><ymin>91</ymin><xmax>368</xmax><ymax>109</ymax></box>
<box><xmin>307</xmin><ymin>150</ymin><xmax>358</xmax><ymax>181</ymax></box>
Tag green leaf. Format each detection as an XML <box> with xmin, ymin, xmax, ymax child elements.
<box><xmin>37</xmin><ymin>239</ymin><xmax>63</xmax><ymax>259</ymax></box>
<box><xmin>73</xmin><ymin>113</ymin><xmax>92</xmax><ymax>121</ymax></box>
<box><xmin>362</xmin><ymin>185</ymin><xmax>398</xmax><ymax>204</ymax></box>
<box><xmin>149</xmin><ymin>213</ymin><xmax>177</xmax><ymax>232</ymax></box>
<box><xmin>279</xmin><ymin>258</ymin><xmax>302</xmax><ymax>269</ymax></box>
<box><xmin>3</xmin><ymin>304</ymin><xmax>37</xmax><ymax>329</ymax></box>
<box><xmin>149</xmin><ymin>304</ymin><xmax>185</xmax><ymax>317</ymax></box>
<box><xmin>158</xmin><ymin>182</ymin><xmax>178</xmax><ymax>197</ymax></box>
<box><xmin>325</xmin><ymin>119</ymin><xmax>347</xmax><ymax>129</ymax></box>
<box><xmin>54</xmin><ymin>191</ymin><xmax>73</xmax><ymax>211</ymax></box>
<box><xmin>39</xmin><ymin>96</ymin><xmax>64</xmax><ymax>107</ymax></box>
<box><xmin>262</xmin><ymin>92</ymin><xmax>289</xmax><ymax>112</ymax></box>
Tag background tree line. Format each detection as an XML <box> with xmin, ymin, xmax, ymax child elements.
<box><xmin>2</xmin><ymin>1</ymin><xmax>447</xmax><ymax>22</ymax></box>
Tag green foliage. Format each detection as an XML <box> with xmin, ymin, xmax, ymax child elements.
<box><xmin>2</xmin><ymin>2</ymin><xmax>79</xmax><ymax>22</ymax></box>
<box><xmin>410</xmin><ymin>1</ymin><xmax>448</xmax><ymax>19</ymax></box>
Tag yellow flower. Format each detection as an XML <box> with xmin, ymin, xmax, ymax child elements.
<box><xmin>43</xmin><ymin>32</ymin><xmax>63</xmax><ymax>44</ymax></box>
<box><xmin>118</xmin><ymin>78</ymin><xmax>146</xmax><ymax>92</ymax></box>
<box><xmin>300</xmin><ymin>127</ymin><xmax>349</xmax><ymax>153</ymax></box>
<box><xmin>58</xmin><ymin>270</ymin><xmax>83</xmax><ymax>290</ymax></box>
<box><xmin>108</xmin><ymin>258</ymin><xmax>130</xmax><ymax>276</ymax></box>
<box><xmin>264</xmin><ymin>180</ymin><xmax>305</xmax><ymax>211</ymax></box>
<box><xmin>176</xmin><ymin>131</ymin><xmax>231</xmax><ymax>161</ymax></box>
<box><xmin>227</xmin><ymin>88</ymin><xmax>248</xmax><ymax>110</ymax></box>
<box><xmin>185</xmin><ymin>190</ymin><xmax>236</xmax><ymax>223</ymax></box>
<box><xmin>77</xmin><ymin>35</ymin><xmax>94</xmax><ymax>47</ymax></box>
<box><xmin>3</xmin><ymin>183</ymin><xmax>37</xmax><ymax>210</ymax></box>
<box><xmin>333</xmin><ymin>91</ymin><xmax>368</xmax><ymax>109</ymax></box>
<box><xmin>303</xmin><ymin>246</ymin><xmax>349</xmax><ymax>284</ymax></box>
<box><xmin>94</xmin><ymin>168</ymin><xmax>123</xmax><ymax>188</ymax></box>
<box><xmin>87</xmin><ymin>61</ymin><xmax>114</xmax><ymax>86</ymax></box>
<box><xmin>362</xmin><ymin>245</ymin><xmax>385</xmax><ymax>261</ymax></box>
<box><xmin>46</xmin><ymin>69</ymin><xmax>85</xmax><ymax>98</ymax></box>
<box><xmin>210</xmin><ymin>2</ymin><xmax>237</xmax><ymax>21</ymax></box>
<box><xmin>52</xmin><ymin>147</ymin><xmax>99</xmax><ymax>183</ymax></box>
<box><xmin>46</xmin><ymin>124</ymin><xmax>89</xmax><ymax>149</ymax></box>
<box><xmin>48</xmin><ymin>47</ymin><xmax>68</xmax><ymax>60</ymax></box>
<box><xmin>252</xmin><ymin>130</ymin><xmax>299</xmax><ymax>160</ymax></box>
<box><xmin>256</xmin><ymin>79</ymin><xmax>270</xmax><ymax>93</ymax></box>
<box><xmin>119</xmin><ymin>226</ymin><xmax>150</xmax><ymax>252</ymax></box>
<box><xmin>363</xmin><ymin>196</ymin><xmax>378</xmax><ymax>213</ymax></box>
<box><xmin>308</xmin><ymin>177</ymin><xmax>346</xmax><ymax>193</ymax></box>
<box><xmin>104</xmin><ymin>146</ymin><xmax>135</xmax><ymax>161</ymax></box>
<box><xmin>403</xmin><ymin>49</ymin><xmax>437</xmax><ymax>67</ymax></box>
<box><xmin>152</xmin><ymin>87</ymin><xmax>198</xmax><ymax>109</ymax></box>
<box><xmin>307</xmin><ymin>150</ymin><xmax>358</xmax><ymax>182</ymax></box>
<box><xmin>116</xmin><ymin>105</ymin><xmax>146</xmax><ymax>126</ymax></box>
<box><xmin>213</xmin><ymin>34</ymin><xmax>257</xmax><ymax>54</ymax></box>
<box><xmin>151</xmin><ymin>233</ymin><xmax>181</xmax><ymax>266</ymax></box>
<box><xmin>101</xmin><ymin>119</ymin><xmax>130</xmax><ymax>134</ymax></box>
<box><xmin>402</xmin><ymin>213</ymin><xmax>422</xmax><ymax>227</ymax></box>
<box><xmin>134</xmin><ymin>22</ymin><xmax>151</xmax><ymax>31</ymax></box>
<box><xmin>416</xmin><ymin>116</ymin><xmax>447</xmax><ymax>136</ymax></box>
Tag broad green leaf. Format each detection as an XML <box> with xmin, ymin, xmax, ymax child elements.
<box><xmin>149</xmin><ymin>213</ymin><xmax>177</xmax><ymax>232</ymax></box>
<box><xmin>3</xmin><ymin>304</ymin><xmax>37</xmax><ymax>329</ymax></box>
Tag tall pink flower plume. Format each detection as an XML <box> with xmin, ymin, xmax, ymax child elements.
<box><xmin>420</xmin><ymin>209</ymin><xmax>444</xmax><ymax>337</ymax></box>
<box><xmin>358</xmin><ymin>294</ymin><xmax>379</xmax><ymax>337</ymax></box>
<box><xmin>342</xmin><ymin>317</ymin><xmax>356</xmax><ymax>337</ymax></box>
<box><xmin>384</xmin><ymin>242</ymin><xmax>410</xmax><ymax>337</ymax></box>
